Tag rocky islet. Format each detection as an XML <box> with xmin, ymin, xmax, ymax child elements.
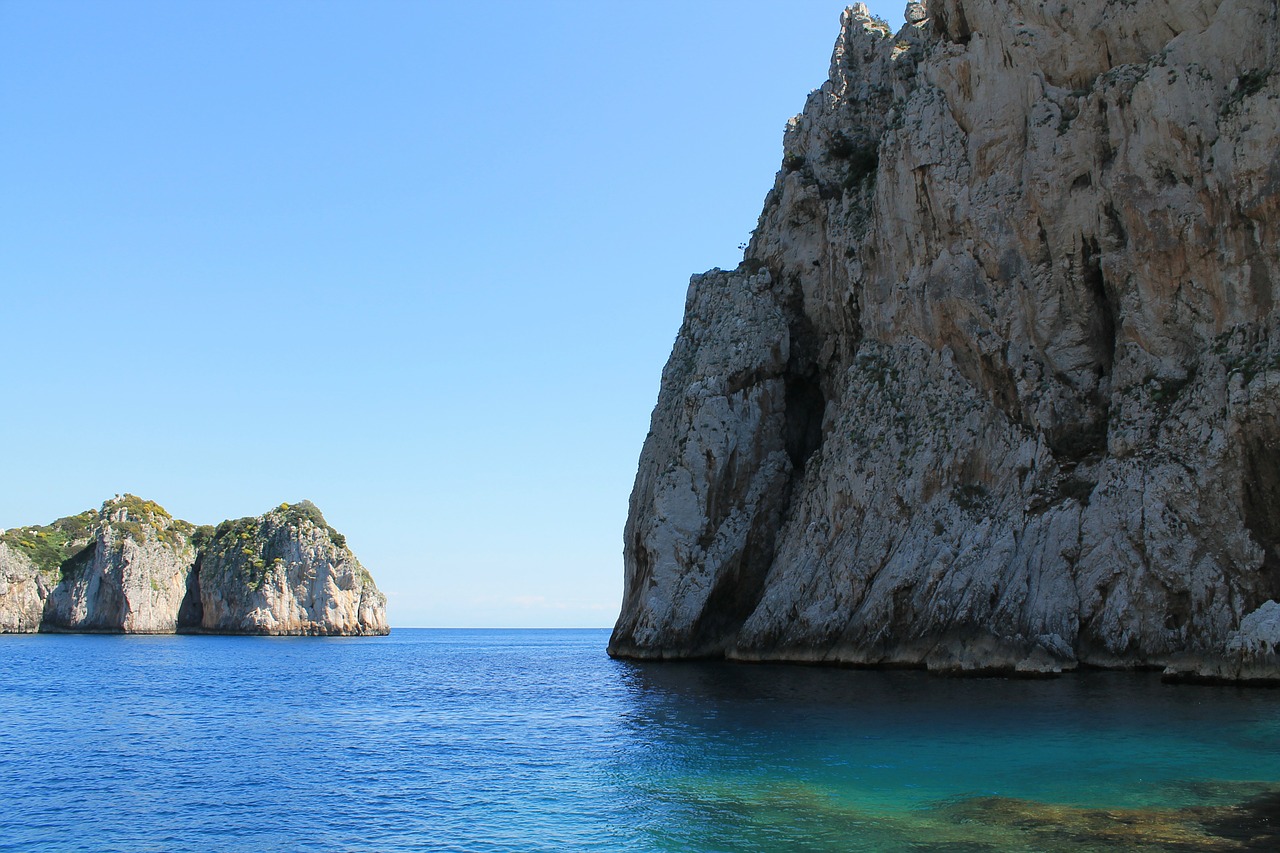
<box><xmin>0</xmin><ymin>495</ymin><xmax>388</xmax><ymax>636</ymax></box>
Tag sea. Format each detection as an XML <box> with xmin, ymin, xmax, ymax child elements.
<box><xmin>0</xmin><ymin>628</ymin><xmax>1277</xmax><ymax>852</ymax></box>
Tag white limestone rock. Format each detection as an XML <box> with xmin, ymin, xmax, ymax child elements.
<box><xmin>611</xmin><ymin>0</ymin><xmax>1280</xmax><ymax>681</ymax></box>
<box><xmin>0</xmin><ymin>542</ymin><xmax>53</xmax><ymax>633</ymax></box>
<box><xmin>43</xmin><ymin>497</ymin><xmax>197</xmax><ymax>633</ymax></box>
<box><xmin>195</xmin><ymin>501</ymin><xmax>388</xmax><ymax>636</ymax></box>
<box><xmin>0</xmin><ymin>496</ymin><xmax>388</xmax><ymax>637</ymax></box>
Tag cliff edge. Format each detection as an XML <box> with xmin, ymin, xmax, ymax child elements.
<box><xmin>610</xmin><ymin>0</ymin><xmax>1280</xmax><ymax>682</ymax></box>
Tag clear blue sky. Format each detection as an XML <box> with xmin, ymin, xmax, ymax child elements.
<box><xmin>1</xmin><ymin>1</ymin><xmax>901</xmax><ymax>627</ymax></box>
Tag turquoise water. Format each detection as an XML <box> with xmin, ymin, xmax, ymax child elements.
<box><xmin>0</xmin><ymin>628</ymin><xmax>1276</xmax><ymax>851</ymax></box>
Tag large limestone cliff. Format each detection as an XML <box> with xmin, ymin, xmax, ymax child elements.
<box><xmin>0</xmin><ymin>496</ymin><xmax>388</xmax><ymax>636</ymax></box>
<box><xmin>610</xmin><ymin>0</ymin><xmax>1280</xmax><ymax>682</ymax></box>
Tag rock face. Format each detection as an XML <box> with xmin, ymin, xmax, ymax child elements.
<box><xmin>610</xmin><ymin>0</ymin><xmax>1280</xmax><ymax>682</ymax></box>
<box><xmin>195</xmin><ymin>503</ymin><xmax>389</xmax><ymax>636</ymax></box>
<box><xmin>1</xmin><ymin>509</ymin><xmax>99</xmax><ymax>633</ymax></box>
<box><xmin>43</xmin><ymin>499</ymin><xmax>196</xmax><ymax>633</ymax></box>
<box><xmin>0</xmin><ymin>496</ymin><xmax>388</xmax><ymax>636</ymax></box>
<box><xmin>0</xmin><ymin>543</ymin><xmax>54</xmax><ymax>633</ymax></box>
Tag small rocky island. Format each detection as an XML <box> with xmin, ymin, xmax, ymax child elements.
<box><xmin>611</xmin><ymin>0</ymin><xmax>1280</xmax><ymax>683</ymax></box>
<box><xmin>0</xmin><ymin>496</ymin><xmax>388</xmax><ymax>636</ymax></box>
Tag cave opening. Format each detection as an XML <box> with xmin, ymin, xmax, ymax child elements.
<box><xmin>784</xmin><ymin>372</ymin><xmax>826</xmax><ymax>473</ymax></box>
<box><xmin>177</xmin><ymin>555</ymin><xmax>204</xmax><ymax>630</ymax></box>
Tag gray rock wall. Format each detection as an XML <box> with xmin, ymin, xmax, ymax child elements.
<box><xmin>611</xmin><ymin>0</ymin><xmax>1280</xmax><ymax>682</ymax></box>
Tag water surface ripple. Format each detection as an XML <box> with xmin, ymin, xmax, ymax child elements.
<box><xmin>1</xmin><ymin>629</ymin><xmax>1277</xmax><ymax>851</ymax></box>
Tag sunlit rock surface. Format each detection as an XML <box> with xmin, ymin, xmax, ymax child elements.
<box><xmin>611</xmin><ymin>0</ymin><xmax>1280</xmax><ymax>681</ymax></box>
<box><xmin>0</xmin><ymin>542</ymin><xmax>54</xmax><ymax>633</ymax></box>
<box><xmin>194</xmin><ymin>502</ymin><xmax>388</xmax><ymax>636</ymax></box>
<box><xmin>36</xmin><ymin>498</ymin><xmax>194</xmax><ymax>633</ymax></box>
<box><xmin>0</xmin><ymin>496</ymin><xmax>387</xmax><ymax>636</ymax></box>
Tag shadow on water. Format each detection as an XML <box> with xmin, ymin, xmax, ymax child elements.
<box><xmin>610</xmin><ymin>660</ymin><xmax>1280</xmax><ymax>852</ymax></box>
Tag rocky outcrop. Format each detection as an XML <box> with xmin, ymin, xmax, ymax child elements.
<box><xmin>610</xmin><ymin>1</ymin><xmax>1280</xmax><ymax>682</ymax></box>
<box><xmin>0</xmin><ymin>543</ymin><xmax>54</xmax><ymax>633</ymax></box>
<box><xmin>0</xmin><ymin>496</ymin><xmax>388</xmax><ymax>636</ymax></box>
<box><xmin>42</xmin><ymin>498</ymin><xmax>196</xmax><ymax>633</ymax></box>
<box><xmin>193</xmin><ymin>502</ymin><xmax>388</xmax><ymax>636</ymax></box>
<box><xmin>0</xmin><ymin>509</ymin><xmax>98</xmax><ymax>632</ymax></box>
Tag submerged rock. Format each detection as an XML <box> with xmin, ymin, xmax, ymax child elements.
<box><xmin>0</xmin><ymin>496</ymin><xmax>388</xmax><ymax>636</ymax></box>
<box><xmin>611</xmin><ymin>0</ymin><xmax>1280</xmax><ymax>681</ymax></box>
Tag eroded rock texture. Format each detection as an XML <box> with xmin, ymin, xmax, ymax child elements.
<box><xmin>42</xmin><ymin>499</ymin><xmax>196</xmax><ymax>633</ymax></box>
<box><xmin>0</xmin><ymin>496</ymin><xmax>387</xmax><ymax>636</ymax></box>
<box><xmin>611</xmin><ymin>0</ymin><xmax>1280</xmax><ymax>681</ymax></box>
<box><xmin>195</xmin><ymin>503</ymin><xmax>388</xmax><ymax>636</ymax></box>
<box><xmin>0</xmin><ymin>543</ymin><xmax>55</xmax><ymax>633</ymax></box>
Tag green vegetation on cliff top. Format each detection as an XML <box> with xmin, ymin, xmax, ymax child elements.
<box><xmin>4</xmin><ymin>497</ymin><xmax>360</xmax><ymax>586</ymax></box>
<box><xmin>0</xmin><ymin>495</ymin><xmax>191</xmax><ymax>577</ymax></box>
<box><xmin>99</xmin><ymin>494</ymin><xmax>194</xmax><ymax>551</ymax></box>
<box><xmin>209</xmin><ymin>501</ymin><xmax>346</xmax><ymax>549</ymax></box>
<box><xmin>105</xmin><ymin>494</ymin><xmax>171</xmax><ymax>522</ymax></box>
<box><xmin>205</xmin><ymin>500</ymin><xmax>352</xmax><ymax>589</ymax></box>
<box><xmin>0</xmin><ymin>510</ymin><xmax>98</xmax><ymax>576</ymax></box>
<box><xmin>278</xmin><ymin>501</ymin><xmax>347</xmax><ymax>549</ymax></box>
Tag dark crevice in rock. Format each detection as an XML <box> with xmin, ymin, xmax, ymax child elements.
<box><xmin>1241</xmin><ymin>413</ymin><xmax>1280</xmax><ymax>603</ymax></box>
<box><xmin>1249</xmin><ymin>251</ymin><xmax>1274</xmax><ymax>315</ymax></box>
<box><xmin>1056</xmin><ymin>475</ymin><xmax>1098</xmax><ymax>506</ymax></box>
<box><xmin>1083</xmin><ymin>235</ymin><xmax>1118</xmax><ymax>375</ymax></box>
<box><xmin>1102</xmin><ymin>202</ymin><xmax>1127</xmax><ymax>249</ymax></box>
<box><xmin>688</xmin><ymin>505</ymin><xmax>786</xmax><ymax>657</ymax></box>
<box><xmin>1046</xmin><ymin>417</ymin><xmax>1110</xmax><ymax>465</ymax></box>
<box><xmin>690</xmin><ymin>283</ymin><xmax>833</xmax><ymax>655</ymax></box>
<box><xmin>700</xmin><ymin>448</ymin><xmax>742</xmax><ymax>553</ymax></box>
<box><xmin>785</xmin><ymin>374</ymin><xmax>826</xmax><ymax>472</ymax></box>
<box><xmin>780</xmin><ymin>273</ymin><xmax>832</xmax><ymax>473</ymax></box>
<box><xmin>1163</xmin><ymin>589</ymin><xmax>1192</xmax><ymax>631</ymax></box>
<box><xmin>934</xmin><ymin>3</ymin><xmax>974</xmax><ymax>45</ymax></box>
<box><xmin>177</xmin><ymin>552</ymin><xmax>204</xmax><ymax>630</ymax></box>
<box><xmin>91</xmin><ymin>578</ymin><xmax>125</xmax><ymax>631</ymax></box>
<box><xmin>1045</xmin><ymin>236</ymin><xmax>1117</xmax><ymax>465</ymax></box>
<box><xmin>1034</xmin><ymin>218</ymin><xmax>1053</xmax><ymax>266</ymax></box>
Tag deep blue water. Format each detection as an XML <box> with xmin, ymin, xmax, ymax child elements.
<box><xmin>1</xmin><ymin>629</ymin><xmax>1278</xmax><ymax>851</ymax></box>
